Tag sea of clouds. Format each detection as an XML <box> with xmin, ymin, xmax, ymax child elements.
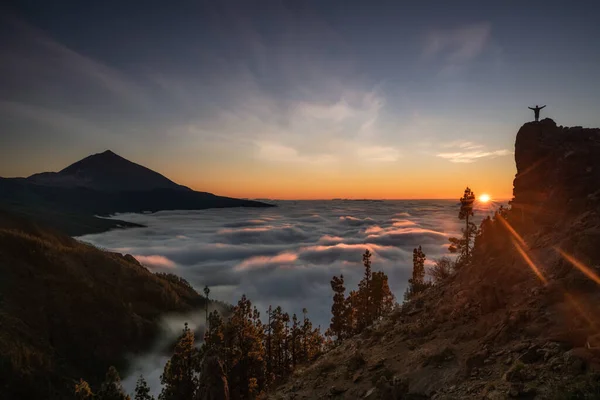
<box><xmin>78</xmin><ymin>199</ymin><xmax>499</xmax><ymax>393</ymax></box>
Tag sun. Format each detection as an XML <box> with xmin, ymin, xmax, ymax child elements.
<box><xmin>479</xmin><ymin>194</ymin><xmax>491</xmax><ymax>203</ymax></box>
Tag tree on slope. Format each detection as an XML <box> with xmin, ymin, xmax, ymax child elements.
<box><xmin>357</xmin><ymin>250</ymin><xmax>373</xmax><ymax>330</ymax></box>
<box><xmin>97</xmin><ymin>366</ymin><xmax>129</xmax><ymax>400</ymax></box>
<box><xmin>404</xmin><ymin>246</ymin><xmax>428</xmax><ymax>301</ymax></box>
<box><xmin>134</xmin><ymin>375</ymin><xmax>154</xmax><ymax>400</ymax></box>
<box><xmin>159</xmin><ymin>323</ymin><xmax>199</xmax><ymax>400</ymax></box>
<box><xmin>328</xmin><ymin>274</ymin><xmax>347</xmax><ymax>343</ymax></box>
<box><xmin>223</xmin><ymin>295</ymin><xmax>266</xmax><ymax>399</ymax></box>
<box><xmin>74</xmin><ymin>379</ymin><xmax>94</xmax><ymax>400</ymax></box>
<box><xmin>448</xmin><ymin>187</ymin><xmax>478</xmax><ymax>268</ymax></box>
<box><xmin>371</xmin><ymin>271</ymin><xmax>395</xmax><ymax>318</ymax></box>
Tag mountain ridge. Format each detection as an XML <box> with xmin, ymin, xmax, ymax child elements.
<box><xmin>0</xmin><ymin>150</ymin><xmax>274</xmax><ymax>236</ymax></box>
<box><xmin>26</xmin><ymin>149</ymin><xmax>192</xmax><ymax>192</ymax></box>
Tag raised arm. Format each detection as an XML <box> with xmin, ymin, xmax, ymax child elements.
<box><xmin>528</xmin><ymin>107</ymin><xmax>534</xmax><ymax>110</ymax></box>
<box><xmin>540</xmin><ymin>105</ymin><xmax>546</xmax><ymax>109</ymax></box>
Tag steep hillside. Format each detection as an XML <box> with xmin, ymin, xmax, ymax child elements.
<box><xmin>0</xmin><ymin>210</ymin><xmax>206</xmax><ymax>399</ymax></box>
<box><xmin>269</xmin><ymin>120</ymin><xmax>600</xmax><ymax>400</ymax></box>
<box><xmin>27</xmin><ymin>150</ymin><xmax>190</xmax><ymax>192</ymax></box>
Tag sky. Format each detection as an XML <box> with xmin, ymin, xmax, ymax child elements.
<box><xmin>1</xmin><ymin>0</ymin><xmax>600</xmax><ymax>199</ymax></box>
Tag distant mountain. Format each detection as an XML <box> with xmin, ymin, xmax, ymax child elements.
<box><xmin>0</xmin><ymin>150</ymin><xmax>274</xmax><ymax>235</ymax></box>
<box><xmin>27</xmin><ymin>150</ymin><xmax>191</xmax><ymax>192</ymax></box>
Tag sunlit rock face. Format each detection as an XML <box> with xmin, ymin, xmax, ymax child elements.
<box><xmin>512</xmin><ymin>118</ymin><xmax>600</xmax><ymax>227</ymax></box>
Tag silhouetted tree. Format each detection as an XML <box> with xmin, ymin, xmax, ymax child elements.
<box><xmin>203</xmin><ymin>285</ymin><xmax>210</xmax><ymax>331</ymax></box>
<box><xmin>371</xmin><ymin>271</ymin><xmax>395</xmax><ymax>318</ymax></box>
<box><xmin>159</xmin><ymin>323</ymin><xmax>199</xmax><ymax>400</ymax></box>
<box><xmin>301</xmin><ymin>308</ymin><xmax>308</xmax><ymax>363</ymax></box>
<box><xmin>265</xmin><ymin>305</ymin><xmax>273</xmax><ymax>383</ymax></box>
<box><xmin>449</xmin><ymin>187</ymin><xmax>477</xmax><ymax>267</ymax></box>
<box><xmin>328</xmin><ymin>275</ymin><xmax>347</xmax><ymax>343</ymax></box>
<box><xmin>343</xmin><ymin>290</ymin><xmax>359</xmax><ymax>337</ymax></box>
<box><xmin>74</xmin><ymin>379</ymin><xmax>94</xmax><ymax>400</ymax></box>
<box><xmin>97</xmin><ymin>366</ymin><xmax>128</xmax><ymax>400</ymax></box>
<box><xmin>428</xmin><ymin>257</ymin><xmax>454</xmax><ymax>284</ymax></box>
<box><xmin>203</xmin><ymin>310</ymin><xmax>225</xmax><ymax>353</ymax></box>
<box><xmin>222</xmin><ymin>295</ymin><xmax>266</xmax><ymax>399</ymax></box>
<box><xmin>473</xmin><ymin>205</ymin><xmax>511</xmax><ymax>258</ymax></box>
<box><xmin>290</xmin><ymin>313</ymin><xmax>300</xmax><ymax>369</ymax></box>
<box><xmin>405</xmin><ymin>246</ymin><xmax>428</xmax><ymax>300</ymax></box>
<box><xmin>357</xmin><ymin>250</ymin><xmax>373</xmax><ymax>330</ymax></box>
<box><xmin>134</xmin><ymin>375</ymin><xmax>154</xmax><ymax>400</ymax></box>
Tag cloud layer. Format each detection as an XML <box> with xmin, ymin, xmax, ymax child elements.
<box><xmin>79</xmin><ymin>200</ymin><xmax>502</xmax><ymax>330</ymax></box>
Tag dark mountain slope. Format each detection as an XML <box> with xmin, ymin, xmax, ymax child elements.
<box><xmin>28</xmin><ymin>150</ymin><xmax>190</xmax><ymax>192</ymax></box>
<box><xmin>0</xmin><ymin>210</ymin><xmax>205</xmax><ymax>399</ymax></box>
<box><xmin>1</xmin><ymin>150</ymin><xmax>274</xmax><ymax>235</ymax></box>
<box><xmin>269</xmin><ymin>119</ymin><xmax>600</xmax><ymax>399</ymax></box>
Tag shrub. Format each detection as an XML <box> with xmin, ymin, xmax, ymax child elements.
<box><xmin>428</xmin><ymin>257</ymin><xmax>455</xmax><ymax>284</ymax></box>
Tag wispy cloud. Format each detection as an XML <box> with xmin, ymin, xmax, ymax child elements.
<box><xmin>256</xmin><ymin>142</ymin><xmax>336</xmax><ymax>164</ymax></box>
<box><xmin>422</xmin><ymin>22</ymin><xmax>491</xmax><ymax>73</ymax></box>
<box><xmin>2</xmin><ymin>17</ymin><xmax>148</xmax><ymax>107</ymax></box>
<box><xmin>436</xmin><ymin>139</ymin><xmax>511</xmax><ymax>163</ymax></box>
<box><xmin>294</xmin><ymin>99</ymin><xmax>354</xmax><ymax>122</ymax></box>
<box><xmin>440</xmin><ymin>140</ymin><xmax>485</xmax><ymax>150</ymax></box>
<box><xmin>357</xmin><ymin>146</ymin><xmax>401</xmax><ymax>162</ymax></box>
<box><xmin>436</xmin><ymin>149</ymin><xmax>511</xmax><ymax>163</ymax></box>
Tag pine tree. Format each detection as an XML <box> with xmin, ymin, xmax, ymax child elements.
<box><xmin>301</xmin><ymin>308</ymin><xmax>308</xmax><ymax>363</ymax></box>
<box><xmin>265</xmin><ymin>305</ymin><xmax>273</xmax><ymax>384</ymax></box>
<box><xmin>159</xmin><ymin>323</ymin><xmax>199</xmax><ymax>400</ymax></box>
<box><xmin>203</xmin><ymin>285</ymin><xmax>210</xmax><ymax>331</ymax></box>
<box><xmin>203</xmin><ymin>310</ymin><xmax>225</xmax><ymax>352</ymax></box>
<box><xmin>75</xmin><ymin>379</ymin><xmax>94</xmax><ymax>400</ymax></box>
<box><xmin>97</xmin><ymin>366</ymin><xmax>128</xmax><ymax>400</ymax></box>
<box><xmin>405</xmin><ymin>246</ymin><xmax>428</xmax><ymax>301</ymax></box>
<box><xmin>371</xmin><ymin>271</ymin><xmax>395</xmax><ymax>318</ymax></box>
<box><xmin>290</xmin><ymin>313</ymin><xmax>300</xmax><ymax>369</ymax></box>
<box><xmin>449</xmin><ymin>187</ymin><xmax>477</xmax><ymax>267</ymax></box>
<box><xmin>223</xmin><ymin>295</ymin><xmax>266</xmax><ymax>399</ymax></box>
<box><xmin>307</xmin><ymin>324</ymin><xmax>325</xmax><ymax>361</ymax></box>
<box><xmin>328</xmin><ymin>274</ymin><xmax>346</xmax><ymax>343</ymax></box>
<box><xmin>134</xmin><ymin>375</ymin><xmax>154</xmax><ymax>400</ymax></box>
<box><xmin>343</xmin><ymin>290</ymin><xmax>358</xmax><ymax>337</ymax></box>
<box><xmin>357</xmin><ymin>250</ymin><xmax>373</xmax><ymax>330</ymax></box>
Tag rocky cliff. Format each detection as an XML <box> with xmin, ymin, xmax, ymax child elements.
<box><xmin>268</xmin><ymin>120</ymin><xmax>600</xmax><ymax>400</ymax></box>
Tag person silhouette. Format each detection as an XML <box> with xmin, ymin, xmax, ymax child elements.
<box><xmin>528</xmin><ymin>105</ymin><xmax>546</xmax><ymax>122</ymax></box>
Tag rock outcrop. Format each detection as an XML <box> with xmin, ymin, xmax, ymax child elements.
<box><xmin>512</xmin><ymin>118</ymin><xmax>600</xmax><ymax>227</ymax></box>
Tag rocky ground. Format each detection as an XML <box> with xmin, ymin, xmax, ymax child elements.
<box><xmin>267</xmin><ymin>119</ymin><xmax>600</xmax><ymax>400</ymax></box>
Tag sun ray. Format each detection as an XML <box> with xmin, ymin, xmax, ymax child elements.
<box><xmin>512</xmin><ymin>238</ymin><xmax>548</xmax><ymax>284</ymax></box>
<box><xmin>497</xmin><ymin>215</ymin><xmax>527</xmax><ymax>249</ymax></box>
<box><xmin>555</xmin><ymin>248</ymin><xmax>600</xmax><ymax>286</ymax></box>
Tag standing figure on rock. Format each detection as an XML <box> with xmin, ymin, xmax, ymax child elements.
<box><xmin>528</xmin><ymin>105</ymin><xmax>546</xmax><ymax>122</ymax></box>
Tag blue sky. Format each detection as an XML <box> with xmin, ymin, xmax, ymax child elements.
<box><xmin>1</xmin><ymin>0</ymin><xmax>599</xmax><ymax>198</ymax></box>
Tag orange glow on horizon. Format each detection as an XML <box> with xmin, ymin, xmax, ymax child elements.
<box><xmin>180</xmin><ymin>177</ymin><xmax>513</xmax><ymax>200</ymax></box>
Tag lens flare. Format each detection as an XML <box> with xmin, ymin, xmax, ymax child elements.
<box><xmin>556</xmin><ymin>248</ymin><xmax>600</xmax><ymax>286</ymax></box>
